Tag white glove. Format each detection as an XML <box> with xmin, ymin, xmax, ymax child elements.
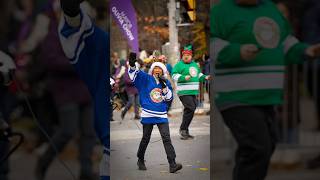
<box><xmin>110</xmin><ymin>78</ymin><xmax>115</xmax><ymax>87</ymax></box>
<box><xmin>0</xmin><ymin>51</ymin><xmax>16</xmax><ymax>85</ymax></box>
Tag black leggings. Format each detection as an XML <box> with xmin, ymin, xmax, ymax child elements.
<box><xmin>137</xmin><ymin>123</ymin><xmax>176</xmax><ymax>164</ymax></box>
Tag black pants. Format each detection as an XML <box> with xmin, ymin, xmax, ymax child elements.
<box><xmin>0</xmin><ymin>137</ymin><xmax>9</xmax><ymax>180</ymax></box>
<box><xmin>0</xmin><ymin>88</ymin><xmax>16</xmax><ymax>180</ymax></box>
<box><xmin>179</xmin><ymin>95</ymin><xmax>197</xmax><ymax>131</ymax></box>
<box><xmin>137</xmin><ymin>123</ymin><xmax>176</xmax><ymax>164</ymax></box>
<box><xmin>221</xmin><ymin>106</ymin><xmax>277</xmax><ymax>180</ymax></box>
<box><xmin>0</xmin><ymin>111</ymin><xmax>9</xmax><ymax>180</ymax></box>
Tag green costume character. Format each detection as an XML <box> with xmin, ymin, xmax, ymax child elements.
<box><xmin>211</xmin><ymin>0</ymin><xmax>320</xmax><ymax>179</ymax></box>
<box><xmin>172</xmin><ymin>45</ymin><xmax>210</xmax><ymax>140</ymax></box>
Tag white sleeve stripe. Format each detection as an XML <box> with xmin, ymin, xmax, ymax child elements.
<box><xmin>283</xmin><ymin>35</ymin><xmax>299</xmax><ymax>54</ymax></box>
<box><xmin>211</xmin><ymin>38</ymin><xmax>230</xmax><ymax>61</ymax></box>
<box><xmin>213</xmin><ymin>38</ymin><xmax>229</xmax><ymax>51</ymax></box>
<box><xmin>172</xmin><ymin>74</ymin><xmax>181</xmax><ymax>81</ymax></box>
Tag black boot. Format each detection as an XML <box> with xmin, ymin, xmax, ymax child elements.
<box><xmin>186</xmin><ymin>130</ymin><xmax>194</xmax><ymax>139</ymax></box>
<box><xmin>137</xmin><ymin>159</ymin><xmax>147</xmax><ymax>170</ymax></box>
<box><xmin>169</xmin><ymin>161</ymin><xmax>183</xmax><ymax>173</ymax></box>
<box><xmin>179</xmin><ymin>130</ymin><xmax>189</xmax><ymax>140</ymax></box>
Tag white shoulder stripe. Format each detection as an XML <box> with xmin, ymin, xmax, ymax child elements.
<box><xmin>58</xmin><ymin>9</ymin><xmax>93</xmax><ymax>64</ymax></box>
<box><xmin>128</xmin><ymin>68</ymin><xmax>139</xmax><ymax>81</ymax></box>
<box><xmin>211</xmin><ymin>38</ymin><xmax>230</xmax><ymax>61</ymax></box>
<box><xmin>172</xmin><ymin>74</ymin><xmax>181</xmax><ymax>81</ymax></box>
<box><xmin>283</xmin><ymin>35</ymin><xmax>299</xmax><ymax>54</ymax></box>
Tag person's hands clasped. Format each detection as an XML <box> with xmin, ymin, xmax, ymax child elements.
<box><xmin>241</xmin><ymin>44</ymin><xmax>260</xmax><ymax>61</ymax></box>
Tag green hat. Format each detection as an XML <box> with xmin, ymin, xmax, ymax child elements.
<box><xmin>182</xmin><ymin>44</ymin><xmax>193</xmax><ymax>55</ymax></box>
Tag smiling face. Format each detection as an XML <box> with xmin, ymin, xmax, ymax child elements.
<box><xmin>182</xmin><ymin>54</ymin><xmax>192</xmax><ymax>63</ymax></box>
<box><xmin>152</xmin><ymin>66</ymin><xmax>163</xmax><ymax>77</ymax></box>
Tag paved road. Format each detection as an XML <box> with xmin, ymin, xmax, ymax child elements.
<box><xmin>213</xmin><ymin>161</ymin><xmax>320</xmax><ymax>180</ymax></box>
<box><xmin>8</xmin><ymin>145</ymin><xmax>101</xmax><ymax>180</ymax></box>
<box><xmin>110</xmin><ymin>109</ymin><xmax>211</xmax><ymax>180</ymax></box>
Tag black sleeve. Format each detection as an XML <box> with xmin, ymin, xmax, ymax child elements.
<box><xmin>159</xmin><ymin>76</ymin><xmax>167</xmax><ymax>89</ymax></box>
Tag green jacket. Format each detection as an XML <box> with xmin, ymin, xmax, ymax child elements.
<box><xmin>172</xmin><ymin>60</ymin><xmax>206</xmax><ymax>95</ymax></box>
<box><xmin>211</xmin><ymin>0</ymin><xmax>308</xmax><ymax>108</ymax></box>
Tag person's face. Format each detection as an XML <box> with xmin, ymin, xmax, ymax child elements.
<box><xmin>152</xmin><ymin>66</ymin><xmax>163</xmax><ymax>77</ymax></box>
<box><xmin>112</xmin><ymin>53</ymin><xmax>119</xmax><ymax>63</ymax></box>
<box><xmin>182</xmin><ymin>54</ymin><xmax>192</xmax><ymax>63</ymax></box>
<box><xmin>236</xmin><ymin>0</ymin><xmax>259</xmax><ymax>5</ymax></box>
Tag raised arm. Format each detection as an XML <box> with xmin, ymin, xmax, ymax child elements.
<box><xmin>59</xmin><ymin>0</ymin><xmax>110</xmax><ymax>151</ymax></box>
<box><xmin>127</xmin><ymin>52</ymin><xmax>150</xmax><ymax>89</ymax></box>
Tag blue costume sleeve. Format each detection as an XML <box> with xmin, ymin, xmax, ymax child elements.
<box><xmin>128</xmin><ymin>67</ymin><xmax>151</xmax><ymax>90</ymax></box>
<box><xmin>58</xmin><ymin>11</ymin><xmax>110</xmax><ymax>150</ymax></box>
